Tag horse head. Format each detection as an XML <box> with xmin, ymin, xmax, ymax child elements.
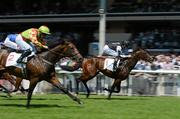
<box><xmin>133</xmin><ymin>48</ymin><xmax>154</xmax><ymax>63</ymax></box>
<box><xmin>47</xmin><ymin>41</ymin><xmax>83</xmax><ymax>70</ymax></box>
<box><xmin>62</xmin><ymin>41</ymin><xmax>83</xmax><ymax>62</ymax></box>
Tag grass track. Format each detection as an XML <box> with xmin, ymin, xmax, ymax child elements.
<box><xmin>0</xmin><ymin>93</ymin><xmax>180</xmax><ymax>119</ymax></box>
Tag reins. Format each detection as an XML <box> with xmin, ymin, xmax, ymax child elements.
<box><xmin>39</xmin><ymin>43</ymin><xmax>82</xmax><ymax>65</ymax></box>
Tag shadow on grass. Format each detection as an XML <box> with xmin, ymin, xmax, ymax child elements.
<box><xmin>81</xmin><ymin>96</ymin><xmax>152</xmax><ymax>101</ymax></box>
<box><xmin>0</xmin><ymin>97</ymin><xmax>63</xmax><ymax>101</ymax></box>
<box><xmin>0</xmin><ymin>103</ymin><xmax>82</xmax><ymax>108</ymax></box>
<box><xmin>0</xmin><ymin>95</ymin><xmax>10</xmax><ymax>98</ymax></box>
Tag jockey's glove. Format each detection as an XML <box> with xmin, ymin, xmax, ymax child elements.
<box><xmin>43</xmin><ymin>46</ymin><xmax>49</xmax><ymax>49</ymax></box>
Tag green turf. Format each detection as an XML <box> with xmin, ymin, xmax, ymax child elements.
<box><xmin>0</xmin><ymin>93</ymin><xmax>180</xmax><ymax>119</ymax></box>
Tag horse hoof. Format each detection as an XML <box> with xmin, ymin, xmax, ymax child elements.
<box><xmin>78</xmin><ymin>101</ymin><xmax>84</xmax><ymax>105</ymax></box>
<box><xmin>75</xmin><ymin>98</ymin><xmax>84</xmax><ymax>105</ymax></box>
<box><xmin>7</xmin><ymin>94</ymin><xmax>12</xmax><ymax>97</ymax></box>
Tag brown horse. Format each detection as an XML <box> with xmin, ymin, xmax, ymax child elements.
<box><xmin>76</xmin><ymin>48</ymin><xmax>154</xmax><ymax>99</ymax></box>
<box><xmin>0</xmin><ymin>41</ymin><xmax>83</xmax><ymax>107</ymax></box>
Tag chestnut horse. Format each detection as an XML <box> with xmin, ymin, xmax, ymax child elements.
<box><xmin>0</xmin><ymin>41</ymin><xmax>83</xmax><ymax>107</ymax></box>
<box><xmin>76</xmin><ymin>48</ymin><xmax>154</xmax><ymax>99</ymax></box>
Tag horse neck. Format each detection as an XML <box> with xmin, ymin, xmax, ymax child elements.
<box><xmin>40</xmin><ymin>46</ymin><xmax>62</xmax><ymax>65</ymax></box>
<box><xmin>126</xmin><ymin>56</ymin><xmax>139</xmax><ymax>70</ymax></box>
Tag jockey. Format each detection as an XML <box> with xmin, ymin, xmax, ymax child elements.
<box><xmin>102</xmin><ymin>40</ymin><xmax>130</xmax><ymax>57</ymax></box>
<box><xmin>102</xmin><ymin>40</ymin><xmax>130</xmax><ymax>72</ymax></box>
<box><xmin>3</xmin><ymin>25</ymin><xmax>50</xmax><ymax>63</ymax></box>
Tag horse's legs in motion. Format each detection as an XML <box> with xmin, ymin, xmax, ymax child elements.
<box><xmin>75</xmin><ymin>77</ymin><xmax>80</xmax><ymax>95</ymax></box>
<box><xmin>26</xmin><ymin>78</ymin><xmax>38</xmax><ymax>108</ymax></box>
<box><xmin>48</xmin><ymin>76</ymin><xmax>83</xmax><ymax>104</ymax></box>
<box><xmin>82</xmin><ymin>81</ymin><xmax>90</xmax><ymax>98</ymax></box>
<box><xmin>108</xmin><ymin>79</ymin><xmax>121</xmax><ymax>99</ymax></box>
<box><xmin>2</xmin><ymin>73</ymin><xmax>16</xmax><ymax>85</ymax></box>
<box><xmin>0</xmin><ymin>84</ymin><xmax>12</xmax><ymax>97</ymax></box>
<box><xmin>13</xmin><ymin>77</ymin><xmax>28</xmax><ymax>93</ymax></box>
<box><xmin>77</xmin><ymin>72</ymin><xmax>99</xmax><ymax>98</ymax></box>
<box><xmin>2</xmin><ymin>73</ymin><xmax>27</xmax><ymax>93</ymax></box>
<box><xmin>75</xmin><ymin>77</ymin><xmax>90</xmax><ymax>98</ymax></box>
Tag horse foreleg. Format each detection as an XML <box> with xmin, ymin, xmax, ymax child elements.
<box><xmin>115</xmin><ymin>81</ymin><xmax>121</xmax><ymax>93</ymax></box>
<box><xmin>108</xmin><ymin>80</ymin><xmax>121</xmax><ymax>99</ymax></box>
<box><xmin>26</xmin><ymin>78</ymin><xmax>38</xmax><ymax>108</ymax></box>
<box><xmin>49</xmin><ymin>76</ymin><xmax>83</xmax><ymax>105</ymax></box>
<box><xmin>104</xmin><ymin>80</ymin><xmax>121</xmax><ymax>93</ymax></box>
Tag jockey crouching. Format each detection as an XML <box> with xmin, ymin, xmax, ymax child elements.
<box><xmin>3</xmin><ymin>25</ymin><xmax>50</xmax><ymax>63</ymax></box>
<box><xmin>102</xmin><ymin>40</ymin><xmax>130</xmax><ymax>72</ymax></box>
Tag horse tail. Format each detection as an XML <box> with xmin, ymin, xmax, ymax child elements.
<box><xmin>0</xmin><ymin>49</ymin><xmax>9</xmax><ymax>66</ymax></box>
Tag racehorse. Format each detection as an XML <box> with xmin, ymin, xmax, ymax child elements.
<box><xmin>76</xmin><ymin>48</ymin><xmax>154</xmax><ymax>99</ymax></box>
<box><xmin>0</xmin><ymin>40</ymin><xmax>83</xmax><ymax>107</ymax></box>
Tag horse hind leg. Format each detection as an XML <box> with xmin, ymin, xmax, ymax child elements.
<box><xmin>0</xmin><ymin>84</ymin><xmax>12</xmax><ymax>97</ymax></box>
<box><xmin>82</xmin><ymin>81</ymin><xmax>90</xmax><ymax>98</ymax></box>
<box><xmin>75</xmin><ymin>77</ymin><xmax>80</xmax><ymax>95</ymax></box>
<box><xmin>75</xmin><ymin>77</ymin><xmax>90</xmax><ymax>98</ymax></box>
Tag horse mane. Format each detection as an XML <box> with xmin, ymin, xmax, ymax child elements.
<box><xmin>133</xmin><ymin>47</ymin><xmax>142</xmax><ymax>52</ymax></box>
<box><xmin>48</xmin><ymin>39</ymin><xmax>65</xmax><ymax>49</ymax></box>
<box><xmin>133</xmin><ymin>47</ymin><xmax>150</xmax><ymax>55</ymax></box>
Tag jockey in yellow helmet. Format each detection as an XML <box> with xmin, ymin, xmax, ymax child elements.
<box><xmin>3</xmin><ymin>25</ymin><xmax>51</xmax><ymax>63</ymax></box>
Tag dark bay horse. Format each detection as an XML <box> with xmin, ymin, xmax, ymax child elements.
<box><xmin>0</xmin><ymin>41</ymin><xmax>83</xmax><ymax>107</ymax></box>
<box><xmin>76</xmin><ymin>48</ymin><xmax>154</xmax><ymax>99</ymax></box>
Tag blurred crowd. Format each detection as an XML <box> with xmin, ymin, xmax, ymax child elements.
<box><xmin>0</xmin><ymin>0</ymin><xmax>98</xmax><ymax>15</ymax></box>
<box><xmin>134</xmin><ymin>54</ymin><xmax>180</xmax><ymax>70</ymax></box>
<box><xmin>108</xmin><ymin>0</ymin><xmax>180</xmax><ymax>13</ymax></box>
<box><xmin>130</xmin><ymin>29</ymin><xmax>180</xmax><ymax>49</ymax></box>
<box><xmin>1</xmin><ymin>0</ymin><xmax>180</xmax><ymax>15</ymax></box>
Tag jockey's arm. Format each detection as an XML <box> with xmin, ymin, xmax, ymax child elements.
<box><xmin>31</xmin><ymin>37</ymin><xmax>47</xmax><ymax>48</ymax></box>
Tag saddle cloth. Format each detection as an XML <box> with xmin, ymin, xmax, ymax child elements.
<box><xmin>104</xmin><ymin>58</ymin><xmax>120</xmax><ymax>71</ymax></box>
<box><xmin>6</xmin><ymin>52</ymin><xmax>28</xmax><ymax>68</ymax></box>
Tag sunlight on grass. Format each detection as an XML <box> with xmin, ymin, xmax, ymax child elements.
<box><xmin>0</xmin><ymin>94</ymin><xmax>180</xmax><ymax>119</ymax></box>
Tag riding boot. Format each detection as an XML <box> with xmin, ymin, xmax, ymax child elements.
<box><xmin>113</xmin><ymin>58</ymin><xmax>118</xmax><ymax>72</ymax></box>
<box><xmin>17</xmin><ymin>49</ymin><xmax>31</xmax><ymax>63</ymax></box>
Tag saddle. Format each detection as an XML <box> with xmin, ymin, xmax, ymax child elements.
<box><xmin>104</xmin><ymin>57</ymin><xmax>122</xmax><ymax>72</ymax></box>
<box><xmin>1</xmin><ymin>46</ymin><xmax>34</xmax><ymax>78</ymax></box>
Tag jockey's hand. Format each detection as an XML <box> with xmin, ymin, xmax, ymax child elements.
<box><xmin>43</xmin><ymin>46</ymin><xmax>49</xmax><ymax>49</ymax></box>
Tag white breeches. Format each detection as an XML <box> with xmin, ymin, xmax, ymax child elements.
<box><xmin>103</xmin><ymin>45</ymin><xmax>119</xmax><ymax>56</ymax></box>
<box><xmin>4</xmin><ymin>37</ymin><xmax>19</xmax><ymax>50</ymax></box>
<box><xmin>15</xmin><ymin>34</ymin><xmax>33</xmax><ymax>51</ymax></box>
